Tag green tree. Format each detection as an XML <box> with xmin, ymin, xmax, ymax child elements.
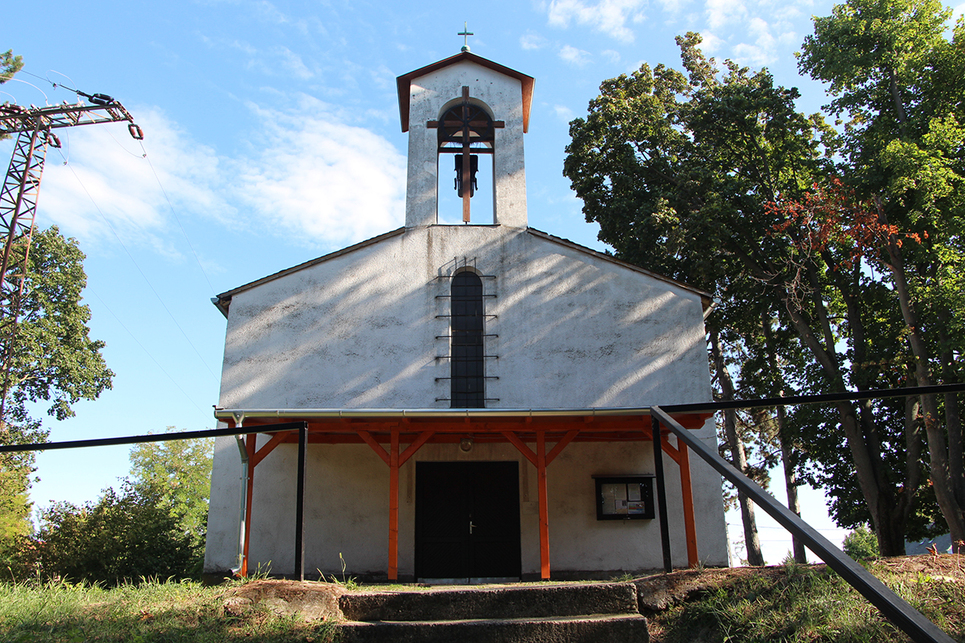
<box><xmin>36</xmin><ymin>483</ymin><xmax>196</xmax><ymax>585</ymax></box>
<box><xmin>0</xmin><ymin>227</ymin><xmax>113</xmax><ymax>563</ymax></box>
<box><xmin>1</xmin><ymin>49</ymin><xmax>23</xmax><ymax>144</ymax></box>
<box><xmin>3</xmin><ymin>226</ymin><xmax>114</xmax><ymax>425</ymax></box>
<box><xmin>564</xmin><ymin>33</ymin><xmax>935</xmax><ymax>555</ymax></box>
<box><xmin>799</xmin><ymin>0</ymin><xmax>965</xmax><ymax>552</ymax></box>
<box><xmin>0</xmin><ymin>49</ymin><xmax>21</xmax><ymax>84</ymax></box>
<box><xmin>127</xmin><ymin>429</ymin><xmax>214</xmax><ymax>549</ymax></box>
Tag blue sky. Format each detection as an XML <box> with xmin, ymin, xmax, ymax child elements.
<box><xmin>7</xmin><ymin>0</ymin><xmax>959</xmax><ymax>562</ymax></box>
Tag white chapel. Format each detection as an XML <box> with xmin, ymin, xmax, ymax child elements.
<box><xmin>203</xmin><ymin>49</ymin><xmax>729</xmax><ymax>582</ymax></box>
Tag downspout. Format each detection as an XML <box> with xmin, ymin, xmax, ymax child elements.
<box><xmin>231</xmin><ymin>412</ymin><xmax>247</xmax><ymax>576</ymax></box>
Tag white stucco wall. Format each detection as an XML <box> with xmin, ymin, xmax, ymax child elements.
<box><xmin>216</xmin><ymin>226</ymin><xmax>710</xmax><ymax>410</ymax></box>
<box><xmin>204</xmin><ymin>224</ymin><xmax>729</xmax><ymax>577</ymax></box>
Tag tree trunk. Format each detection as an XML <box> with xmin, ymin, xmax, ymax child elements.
<box><xmin>709</xmin><ymin>325</ymin><xmax>764</xmax><ymax>565</ymax></box>
<box><xmin>761</xmin><ymin>314</ymin><xmax>807</xmax><ymax>563</ymax></box>
<box><xmin>879</xmin><ymin>202</ymin><xmax>965</xmax><ymax>553</ymax></box>
<box><xmin>778</xmin><ymin>404</ymin><xmax>807</xmax><ymax>563</ymax></box>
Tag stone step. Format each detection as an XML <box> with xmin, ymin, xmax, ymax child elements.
<box><xmin>339</xmin><ymin>581</ymin><xmax>639</xmax><ymax>622</ymax></box>
<box><xmin>337</xmin><ymin>613</ymin><xmax>650</xmax><ymax>643</ymax></box>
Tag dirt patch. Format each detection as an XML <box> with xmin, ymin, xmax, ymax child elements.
<box><xmin>222</xmin><ymin>579</ymin><xmax>347</xmax><ymax>622</ymax></box>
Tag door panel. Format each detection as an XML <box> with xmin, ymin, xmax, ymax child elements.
<box><xmin>415</xmin><ymin>461</ymin><xmax>521</xmax><ymax>581</ymax></box>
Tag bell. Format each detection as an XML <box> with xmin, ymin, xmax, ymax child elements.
<box><xmin>454</xmin><ymin>155</ymin><xmax>479</xmax><ymax>197</ymax></box>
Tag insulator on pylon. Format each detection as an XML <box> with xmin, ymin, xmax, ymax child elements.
<box><xmin>88</xmin><ymin>93</ymin><xmax>114</xmax><ymax>106</ymax></box>
<box><xmin>128</xmin><ymin>123</ymin><xmax>144</xmax><ymax>140</ymax></box>
<box><xmin>48</xmin><ymin>133</ymin><xmax>62</xmax><ymax>148</ymax></box>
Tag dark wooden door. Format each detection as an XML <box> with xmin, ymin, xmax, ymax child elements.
<box><xmin>415</xmin><ymin>461</ymin><xmax>521</xmax><ymax>581</ymax></box>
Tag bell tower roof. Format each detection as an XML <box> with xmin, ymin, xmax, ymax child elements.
<box><xmin>396</xmin><ymin>51</ymin><xmax>534</xmax><ymax>133</ymax></box>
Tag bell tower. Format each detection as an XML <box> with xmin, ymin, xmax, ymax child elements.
<box><xmin>397</xmin><ymin>52</ymin><xmax>534</xmax><ymax>228</ymax></box>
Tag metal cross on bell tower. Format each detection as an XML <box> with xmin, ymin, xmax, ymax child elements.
<box><xmin>458</xmin><ymin>22</ymin><xmax>473</xmax><ymax>52</ymax></box>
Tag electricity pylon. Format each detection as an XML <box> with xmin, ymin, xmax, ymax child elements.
<box><xmin>0</xmin><ymin>92</ymin><xmax>142</xmax><ymax>424</ymax></box>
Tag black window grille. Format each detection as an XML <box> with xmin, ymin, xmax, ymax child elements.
<box><xmin>450</xmin><ymin>270</ymin><xmax>485</xmax><ymax>407</ymax></box>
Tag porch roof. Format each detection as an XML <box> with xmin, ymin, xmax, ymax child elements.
<box><xmin>213</xmin><ymin>406</ymin><xmax>712</xmax><ymax>443</ymax></box>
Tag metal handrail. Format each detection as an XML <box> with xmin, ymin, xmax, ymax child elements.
<box><xmin>650</xmin><ymin>405</ymin><xmax>955</xmax><ymax>643</ymax></box>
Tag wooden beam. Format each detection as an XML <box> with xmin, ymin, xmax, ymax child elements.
<box><xmin>502</xmin><ymin>431</ymin><xmax>537</xmax><ymax>466</ymax></box>
<box><xmin>357</xmin><ymin>430</ymin><xmax>390</xmax><ymax>465</ymax></box>
<box><xmin>241</xmin><ymin>434</ymin><xmax>256</xmax><ymax>577</ymax></box>
<box><xmin>400</xmin><ymin>431</ymin><xmax>435</xmax><ymax>466</ymax></box>
<box><xmin>250</xmin><ymin>431</ymin><xmax>290</xmax><ymax>468</ymax></box>
<box><xmin>678</xmin><ymin>441</ymin><xmax>699</xmax><ymax>568</ymax></box>
<box><xmin>388</xmin><ymin>430</ymin><xmax>400</xmax><ymax>581</ymax></box>
<box><xmin>545</xmin><ymin>429</ymin><xmax>579</xmax><ymax>466</ymax></box>
<box><xmin>537</xmin><ymin>430</ymin><xmax>550</xmax><ymax>580</ymax></box>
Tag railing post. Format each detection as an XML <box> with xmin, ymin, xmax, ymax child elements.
<box><xmin>651</xmin><ymin>415</ymin><xmax>673</xmax><ymax>573</ymax></box>
<box><xmin>295</xmin><ymin>423</ymin><xmax>307</xmax><ymax>581</ymax></box>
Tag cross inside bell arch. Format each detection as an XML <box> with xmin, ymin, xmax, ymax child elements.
<box><xmin>432</xmin><ymin>86</ymin><xmax>504</xmax><ymax>223</ymax></box>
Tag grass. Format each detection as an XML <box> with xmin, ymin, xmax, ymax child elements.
<box><xmin>0</xmin><ymin>557</ymin><xmax>961</xmax><ymax>642</ymax></box>
<box><xmin>0</xmin><ymin>577</ymin><xmax>338</xmax><ymax>642</ymax></box>
<box><xmin>649</xmin><ymin>559</ymin><xmax>965</xmax><ymax>643</ymax></box>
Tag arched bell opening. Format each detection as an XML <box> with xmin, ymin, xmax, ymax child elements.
<box><xmin>433</xmin><ymin>87</ymin><xmax>500</xmax><ymax>225</ymax></box>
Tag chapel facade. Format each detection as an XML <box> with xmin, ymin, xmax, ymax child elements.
<box><xmin>203</xmin><ymin>50</ymin><xmax>729</xmax><ymax>582</ymax></box>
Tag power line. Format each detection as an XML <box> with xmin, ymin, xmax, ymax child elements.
<box><xmin>61</xmin><ymin>161</ymin><xmax>219</xmax><ymax>379</ymax></box>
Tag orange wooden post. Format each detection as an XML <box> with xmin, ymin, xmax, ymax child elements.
<box><xmin>537</xmin><ymin>430</ymin><xmax>550</xmax><ymax>580</ymax></box>
<box><xmin>241</xmin><ymin>434</ymin><xmax>256</xmax><ymax>577</ymax></box>
<box><xmin>678</xmin><ymin>441</ymin><xmax>699</xmax><ymax>567</ymax></box>
<box><xmin>388</xmin><ymin>429</ymin><xmax>400</xmax><ymax>581</ymax></box>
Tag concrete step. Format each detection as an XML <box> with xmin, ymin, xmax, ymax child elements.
<box><xmin>339</xmin><ymin>581</ymin><xmax>638</xmax><ymax>622</ymax></box>
<box><xmin>337</xmin><ymin>612</ymin><xmax>650</xmax><ymax>643</ymax></box>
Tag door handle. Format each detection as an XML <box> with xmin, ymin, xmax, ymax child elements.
<box><xmin>469</xmin><ymin>521</ymin><xmax>477</xmax><ymax>534</ymax></box>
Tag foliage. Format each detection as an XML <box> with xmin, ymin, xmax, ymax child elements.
<box><xmin>35</xmin><ymin>483</ymin><xmax>198</xmax><ymax>585</ymax></box>
<box><xmin>0</xmin><ymin>49</ymin><xmax>21</xmax><ymax>85</ymax></box>
<box><xmin>563</xmin><ymin>30</ymin><xmax>935</xmax><ymax>556</ymax></box>
<box><xmin>3</xmin><ymin>226</ymin><xmax>114</xmax><ymax>425</ymax></box>
<box><xmin>1</xmin><ymin>49</ymin><xmax>23</xmax><ymax>140</ymax></box>
<box><xmin>799</xmin><ymin>0</ymin><xmax>965</xmax><ymax>552</ymax></box>
<box><xmin>652</xmin><ymin>561</ymin><xmax>965</xmax><ymax>642</ymax></box>
<box><xmin>0</xmin><ymin>227</ymin><xmax>113</xmax><ymax>573</ymax></box>
<box><xmin>127</xmin><ymin>429</ymin><xmax>214</xmax><ymax>550</ymax></box>
<box><xmin>0</xmin><ymin>577</ymin><xmax>338</xmax><ymax>642</ymax></box>
<box><xmin>843</xmin><ymin>524</ymin><xmax>882</xmax><ymax>560</ymax></box>
<box><xmin>565</xmin><ymin>0</ymin><xmax>965</xmax><ymax>554</ymax></box>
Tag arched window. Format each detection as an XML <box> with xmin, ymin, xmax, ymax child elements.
<box><xmin>450</xmin><ymin>270</ymin><xmax>485</xmax><ymax>407</ymax></box>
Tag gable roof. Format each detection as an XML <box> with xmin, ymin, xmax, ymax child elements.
<box><xmin>397</xmin><ymin>52</ymin><xmax>535</xmax><ymax>133</ymax></box>
<box><xmin>212</xmin><ymin>226</ymin><xmax>712</xmax><ymax>318</ymax></box>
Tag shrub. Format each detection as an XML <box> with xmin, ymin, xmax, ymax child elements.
<box><xmin>843</xmin><ymin>524</ymin><xmax>880</xmax><ymax>560</ymax></box>
<box><xmin>36</xmin><ymin>483</ymin><xmax>200</xmax><ymax>585</ymax></box>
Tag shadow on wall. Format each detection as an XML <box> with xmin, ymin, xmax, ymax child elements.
<box><xmin>218</xmin><ymin>226</ymin><xmax>710</xmax><ymax>410</ymax></box>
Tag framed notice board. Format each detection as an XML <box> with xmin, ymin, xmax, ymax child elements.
<box><xmin>593</xmin><ymin>475</ymin><xmax>656</xmax><ymax>520</ymax></box>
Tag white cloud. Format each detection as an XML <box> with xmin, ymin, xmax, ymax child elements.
<box><xmin>559</xmin><ymin>44</ymin><xmax>593</xmax><ymax>66</ymax></box>
<box><xmin>602</xmin><ymin>49</ymin><xmax>621</xmax><ymax>63</ymax></box>
<box><xmin>274</xmin><ymin>47</ymin><xmax>314</xmax><ymax>80</ymax></box>
<box><xmin>520</xmin><ymin>32</ymin><xmax>549</xmax><ymax>50</ymax></box>
<box><xmin>546</xmin><ymin>0</ymin><xmax>647</xmax><ymax>42</ymax></box>
<box><xmin>705</xmin><ymin>0</ymin><xmax>748</xmax><ymax>30</ymax></box>
<box><xmin>698</xmin><ymin>31</ymin><xmax>726</xmax><ymax>55</ymax></box>
<box><xmin>36</xmin><ymin>107</ymin><xmax>231</xmax><ymax>257</ymax></box>
<box><xmin>235</xmin><ymin>95</ymin><xmax>406</xmax><ymax>244</ymax></box>
<box><xmin>31</xmin><ymin>97</ymin><xmax>406</xmax><ymax>257</ymax></box>
<box><xmin>554</xmin><ymin>104</ymin><xmax>576</xmax><ymax>122</ymax></box>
